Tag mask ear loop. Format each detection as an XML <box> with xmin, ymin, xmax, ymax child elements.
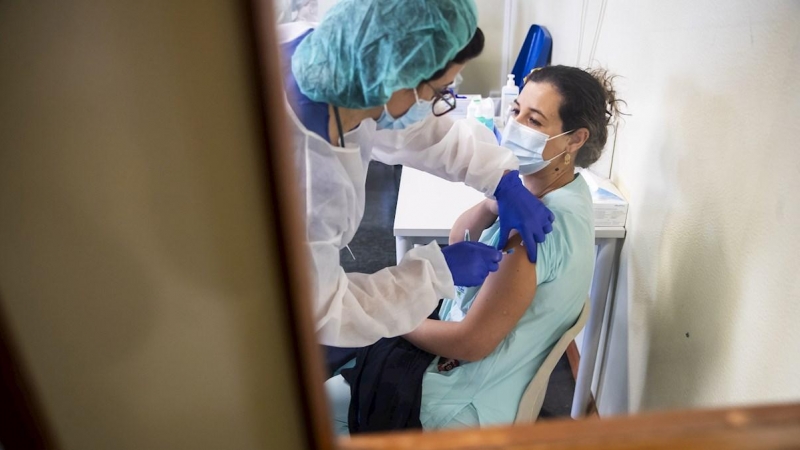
<box><xmin>413</xmin><ymin>87</ymin><xmax>423</xmax><ymax>104</ymax></box>
<box><xmin>550</xmin><ymin>130</ymin><xmax>576</xmax><ymax>172</ymax></box>
<box><xmin>546</xmin><ymin>129</ymin><xmax>574</xmax><ymax>141</ymax></box>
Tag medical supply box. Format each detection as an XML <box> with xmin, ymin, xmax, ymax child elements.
<box><xmin>579</xmin><ymin>169</ymin><xmax>628</xmax><ymax>228</ymax></box>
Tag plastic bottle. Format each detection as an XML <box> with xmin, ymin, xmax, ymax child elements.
<box><xmin>466</xmin><ymin>97</ymin><xmax>481</xmax><ymax>121</ymax></box>
<box><xmin>499</xmin><ymin>74</ymin><xmax>519</xmax><ymax>127</ymax></box>
<box><xmin>478</xmin><ymin>97</ymin><xmax>495</xmax><ymax>130</ymax></box>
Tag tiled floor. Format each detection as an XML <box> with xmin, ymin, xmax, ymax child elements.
<box><xmin>340</xmin><ymin>161</ymin><xmax>576</xmax><ymax>419</ymax></box>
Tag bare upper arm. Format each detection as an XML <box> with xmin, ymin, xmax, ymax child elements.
<box><xmin>459</xmin><ymin>234</ymin><xmax>538</xmax><ymax>360</ymax></box>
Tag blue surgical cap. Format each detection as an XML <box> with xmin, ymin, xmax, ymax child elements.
<box><xmin>292</xmin><ymin>0</ymin><xmax>478</xmax><ymax>109</ymax></box>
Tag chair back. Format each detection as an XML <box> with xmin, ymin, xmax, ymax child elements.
<box><xmin>511</xmin><ymin>25</ymin><xmax>553</xmax><ymax>87</ymax></box>
<box><xmin>514</xmin><ymin>298</ymin><xmax>590</xmax><ymax>423</ymax></box>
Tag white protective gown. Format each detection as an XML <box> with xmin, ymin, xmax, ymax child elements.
<box><xmin>281</xmin><ymin>24</ymin><xmax>518</xmax><ymax>347</ymax></box>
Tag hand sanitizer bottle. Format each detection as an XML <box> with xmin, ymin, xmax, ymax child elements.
<box><xmin>479</xmin><ymin>97</ymin><xmax>495</xmax><ymax>130</ymax></box>
<box><xmin>466</xmin><ymin>97</ymin><xmax>481</xmax><ymax>121</ymax></box>
<box><xmin>499</xmin><ymin>74</ymin><xmax>519</xmax><ymax>127</ymax></box>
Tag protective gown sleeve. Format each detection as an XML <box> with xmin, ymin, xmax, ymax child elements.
<box><xmin>313</xmin><ymin>240</ymin><xmax>454</xmax><ymax>347</ymax></box>
<box><xmin>371</xmin><ymin>115</ymin><xmax>518</xmax><ymax>196</ymax></box>
<box><xmin>284</xmin><ymin>90</ymin><xmax>456</xmax><ymax>347</ymax></box>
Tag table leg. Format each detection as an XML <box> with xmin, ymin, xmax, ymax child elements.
<box><xmin>395</xmin><ymin>236</ymin><xmax>412</xmax><ymax>265</ymax></box>
<box><xmin>571</xmin><ymin>237</ymin><xmax>619</xmax><ymax>418</ymax></box>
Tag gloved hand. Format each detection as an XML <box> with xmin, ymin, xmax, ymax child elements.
<box><xmin>441</xmin><ymin>241</ymin><xmax>502</xmax><ymax>287</ymax></box>
<box><xmin>494</xmin><ymin>170</ymin><xmax>555</xmax><ymax>263</ymax></box>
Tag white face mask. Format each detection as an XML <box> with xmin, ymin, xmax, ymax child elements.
<box><xmin>500</xmin><ymin>119</ymin><xmax>572</xmax><ymax>174</ymax></box>
<box><xmin>376</xmin><ymin>88</ymin><xmax>432</xmax><ymax>130</ymax></box>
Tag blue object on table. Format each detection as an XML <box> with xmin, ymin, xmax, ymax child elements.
<box><xmin>511</xmin><ymin>25</ymin><xmax>552</xmax><ymax>89</ymax></box>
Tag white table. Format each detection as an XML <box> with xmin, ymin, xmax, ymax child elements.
<box><xmin>393</xmin><ymin>167</ymin><xmax>625</xmax><ymax>419</ymax></box>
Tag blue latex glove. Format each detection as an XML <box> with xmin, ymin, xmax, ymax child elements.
<box><xmin>494</xmin><ymin>170</ymin><xmax>555</xmax><ymax>263</ymax></box>
<box><xmin>442</xmin><ymin>241</ymin><xmax>502</xmax><ymax>287</ymax></box>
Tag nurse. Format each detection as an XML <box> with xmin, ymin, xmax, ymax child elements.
<box><xmin>281</xmin><ymin>0</ymin><xmax>555</xmax><ymax>347</ymax></box>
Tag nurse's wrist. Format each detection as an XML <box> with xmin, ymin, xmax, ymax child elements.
<box><xmin>494</xmin><ymin>170</ymin><xmax>521</xmax><ymax>198</ymax></box>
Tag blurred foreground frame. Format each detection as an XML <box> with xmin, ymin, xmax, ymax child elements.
<box><xmin>0</xmin><ymin>0</ymin><xmax>799</xmax><ymax>449</ymax></box>
<box><xmin>339</xmin><ymin>404</ymin><xmax>800</xmax><ymax>450</ymax></box>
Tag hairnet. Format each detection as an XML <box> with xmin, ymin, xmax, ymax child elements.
<box><xmin>291</xmin><ymin>0</ymin><xmax>478</xmax><ymax>109</ymax></box>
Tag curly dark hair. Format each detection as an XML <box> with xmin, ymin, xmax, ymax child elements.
<box><xmin>524</xmin><ymin>65</ymin><xmax>626</xmax><ymax>167</ymax></box>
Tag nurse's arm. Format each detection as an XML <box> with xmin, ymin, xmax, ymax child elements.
<box><xmin>403</xmin><ymin>235</ymin><xmax>536</xmax><ymax>362</ymax></box>
<box><xmin>449</xmin><ymin>199</ymin><xmax>498</xmax><ymax>245</ymax></box>
<box><xmin>372</xmin><ymin>117</ymin><xmax>517</xmax><ymax>196</ymax></box>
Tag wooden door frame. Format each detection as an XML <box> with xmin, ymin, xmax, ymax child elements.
<box><xmin>0</xmin><ymin>2</ymin><xmax>333</xmax><ymax>449</ymax></box>
<box><xmin>245</xmin><ymin>1</ymin><xmax>334</xmax><ymax>449</ymax></box>
<box><xmin>0</xmin><ymin>300</ymin><xmax>57</xmax><ymax>450</ymax></box>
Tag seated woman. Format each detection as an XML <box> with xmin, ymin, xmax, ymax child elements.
<box><xmin>326</xmin><ymin>65</ymin><xmax>624</xmax><ymax>433</ymax></box>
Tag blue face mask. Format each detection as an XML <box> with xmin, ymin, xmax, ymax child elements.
<box><xmin>376</xmin><ymin>89</ymin><xmax>432</xmax><ymax>130</ymax></box>
<box><xmin>500</xmin><ymin>119</ymin><xmax>572</xmax><ymax>174</ymax></box>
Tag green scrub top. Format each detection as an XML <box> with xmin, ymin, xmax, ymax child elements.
<box><xmin>420</xmin><ymin>174</ymin><xmax>596</xmax><ymax>429</ymax></box>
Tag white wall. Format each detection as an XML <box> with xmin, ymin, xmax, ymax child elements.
<box><xmin>0</xmin><ymin>1</ymin><xmax>311</xmax><ymax>448</ymax></box>
<box><xmin>505</xmin><ymin>0</ymin><xmax>800</xmax><ymax>415</ymax></box>
<box><xmin>458</xmin><ymin>0</ymin><xmax>506</xmax><ymax>97</ymax></box>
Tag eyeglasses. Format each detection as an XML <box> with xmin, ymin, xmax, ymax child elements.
<box><xmin>426</xmin><ymin>83</ymin><xmax>457</xmax><ymax>117</ymax></box>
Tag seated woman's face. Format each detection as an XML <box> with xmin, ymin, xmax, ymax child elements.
<box><xmin>510</xmin><ymin>81</ymin><xmax>567</xmax><ymax>161</ymax></box>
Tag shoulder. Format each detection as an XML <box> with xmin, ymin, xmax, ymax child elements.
<box><xmin>544</xmin><ymin>175</ymin><xmax>592</xmax><ymax>216</ymax></box>
<box><xmin>543</xmin><ymin>175</ymin><xmax>593</xmax><ymax>236</ymax></box>
<box><xmin>536</xmin><ymin>175</ymin><xmax>594</xmax><ymax>281</ymax></box>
